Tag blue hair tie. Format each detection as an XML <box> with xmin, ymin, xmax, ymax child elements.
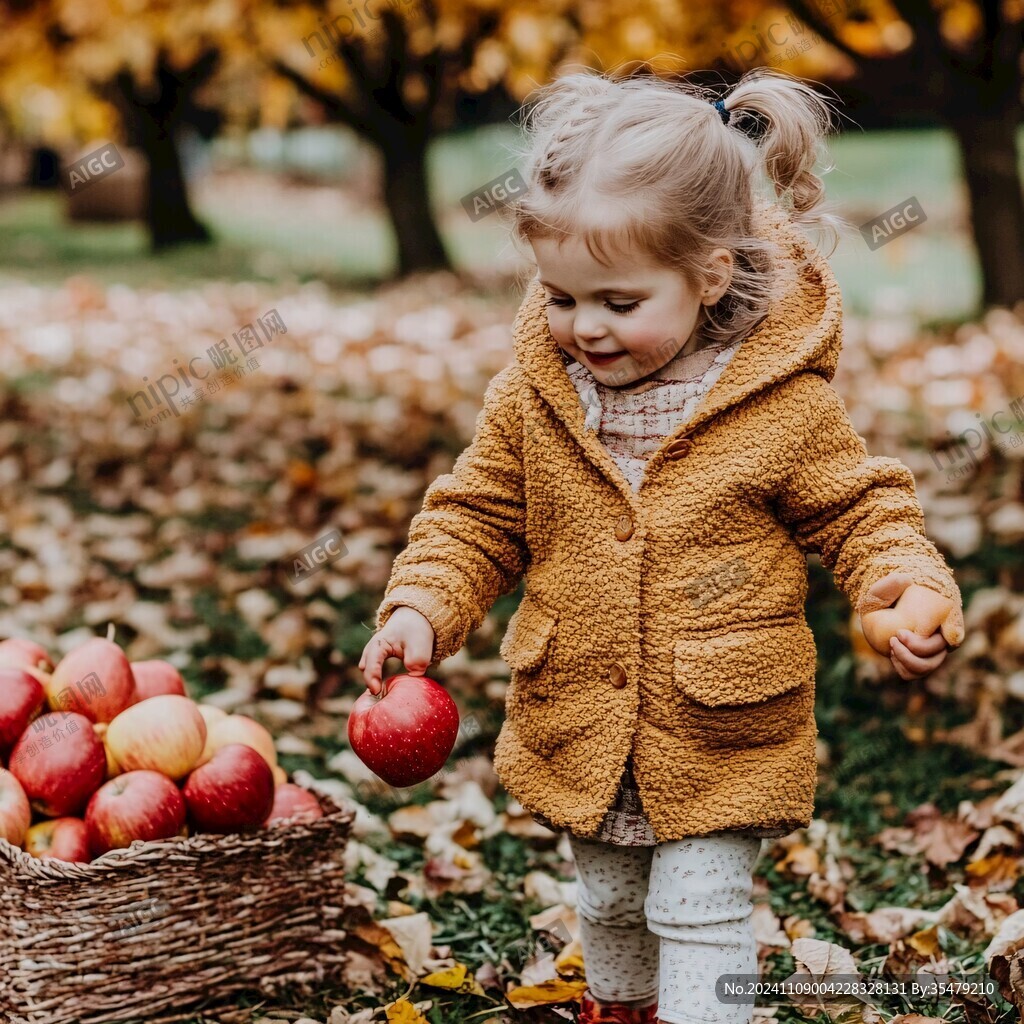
<box><xmin>713</xmin><ymin>98</ymin><xmax>731</xmax><ymax>125</ymax></box>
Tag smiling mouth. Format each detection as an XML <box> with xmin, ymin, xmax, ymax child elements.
<box><xmin>585</xmin><ymin>351</ymin><xmax>625</xmax><ymax>364</ymax></box>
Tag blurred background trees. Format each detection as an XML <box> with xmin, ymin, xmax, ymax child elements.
<box><xmin>0</xmin><ymin>0</ymin><xmax>1020</xmax><ymax>301</ymax></box>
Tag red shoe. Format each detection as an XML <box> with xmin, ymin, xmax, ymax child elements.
<box><xmin>577</xmin><ymin>989</ymin><xmax>659</xmax><ymax>1024</ymax></box>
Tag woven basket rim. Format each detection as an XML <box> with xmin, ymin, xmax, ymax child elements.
<box><xmin>0</xmin><ymin>785</ymin><xmax>352</xmax><ymax>879</ymax></box>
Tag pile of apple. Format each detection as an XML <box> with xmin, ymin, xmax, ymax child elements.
<box><xmin>0</xmin><ymin>633</ymin><xmax>325</xmax><ymax>864</ymax></box>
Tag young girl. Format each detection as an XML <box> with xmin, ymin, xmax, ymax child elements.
<box><xmin>359</xmin><ymin>66</ymin><xmax>965</xmax><ymax>1024</ymax></box>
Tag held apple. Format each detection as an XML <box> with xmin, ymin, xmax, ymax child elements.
<box><xmin>48</xmin><ymin>637</ymin><xmax>137</xmax><ymax>723</ymax></box>
<box><xmin>0</xmin><ymin>668</ymin><xmax>47</xmax><ymax>756</ymax></box>
<box><xmin>860</xmin><ymin>584</ymin><xmax>957</xmax><ymax>656</ymax></box>
<box><xmin>85</xmin><ymin>770</ymin><xmax>187</xmax><ymax>857</ymax></box>
<box><xmin>24</xmin><ymin>817</ymin><xmax>91</xmax><ymax>863</ymax></box>
<box><xmin>348</xmin><ymin>673</ymin><xmax>460</xmax><ymax>788</ymax></box>
<box><xmin>0</xmin><ymin>767</ymin><xmax>31</xmax><ymax>847</ymax></box>
<box><xmin>105</xmin><ymin>695</ymin><xmax>206</xmax><ymax>781</ymax></box>
<box><xmin>183</xmin><ymin>743</ymin><xmax>275</xmax><ymax>834</ymax></box>
<box><xmin>130</xmin><ymin>660</ymin><xmax>187</xmax><ymax>700</ymax></box>
<box><xmin>8</xmin><ymin>711</ymin><xmax>107</xmax><ymax>817</ymax></box>
<box><xmin>264</xmin><ymin>783</ymin><xmax>324</xmax><ymax>827</ymax></box>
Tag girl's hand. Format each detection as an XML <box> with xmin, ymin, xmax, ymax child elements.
<box><xmin>859</xmin><ymin>573</ymin><xmax>964</xmax><ymax>681</ymax></box>
<box><xmin>358</xmin><ymin>606</ymin><xmax>436</xmax><ymax>695</ymax></box>
<box><xmin>888</xmin><ymin>628</ymin><xmax>952</xmax><ymax>681</ymax></box>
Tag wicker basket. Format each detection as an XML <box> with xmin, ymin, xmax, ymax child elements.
<box><xmin>0</xmin><ymin>789</ymin><xmax>356</xmax><ymax>1024</ymax></box>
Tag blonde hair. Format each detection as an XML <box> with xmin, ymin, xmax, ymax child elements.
<box><xmin>501</xmin><ymin>64</ymin><xmax>852</xmax><ymax>350</ymax></box>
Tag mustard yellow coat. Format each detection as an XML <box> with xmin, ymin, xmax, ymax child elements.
<box><xmin>374</xmin><ymin>204</ymin><xmax>963</xmax><ymax>842</ymax></box>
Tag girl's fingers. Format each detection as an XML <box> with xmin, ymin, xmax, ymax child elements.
<box><xmin>894</xmin><ymin>630</ymin><xmax>947</xmax><ymax>656</ymax></box>
<box><xmin>890</xmin><ymin>635</ymin><xmax>947</xmax><ymax>679</ymax></box>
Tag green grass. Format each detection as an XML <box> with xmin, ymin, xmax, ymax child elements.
<box><xmin>3</xmin><ymin>123</ymin><xmax>1023</xmax><ymax>318</ymax></box>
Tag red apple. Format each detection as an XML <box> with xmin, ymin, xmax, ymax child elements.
<box><xmin>8</xmin><ymin>711</ymin><xmax>107</xmax><ymax>816</ymax></box>
<box><xmin>265</xmin><ymin>783</ymin><xmax>324</xmax><ymax>827</ymax></box>
<box><xmin>0</xmin><ymin>668</ymin><xmax>46</xmax><ymax>756</ymax></box>
<box><xmin>197</xmin><ymin>714</ymin><xmax>278</xmax><ymax>772</ymax></box>
<box><xmin>348</xmin><ymin>673</ymin><xmax>460</xmax><ymax>788</ymax></box>
<box><xmin>183</xmin><ymin>743</ymin><xmax>275</xmax><ymax>834</ymax></box>
<box><xmin>47</xmin><ymin>637</ymin><xmax>137</xmax><ymax>723</ymax></box>
<box><xmin>0</xmin><ymin>637</ymin><xmax>55</xmax><ymax>678</ymax></box>
<box><xmin>0</xmin><ymin>767</ymin><xmax>31</xmax><ymax>846</ymax></box>
<box><xmin>130</xmin><ymin>659</ymin><xmax>187</xmax><ymax>700</ymax></box>
<box><xmin>85</xmin><ymin>770</ymin><xmax>187</xmax><ymax>857</ymax></box>
<box><xmin>24</xmin><ymin>817</ymin><xmax>91</xmax><ymax>863</ymax></box>
<box><xmin>105</xmin><ymin>695</ymin><xmax>206</xmax><ymax>780</ymax></box>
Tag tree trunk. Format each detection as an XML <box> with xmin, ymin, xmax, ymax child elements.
<box><xmin>107</xmin><ymin>55</ymin><xmax>216</xmax><ymax>252</ymax></box>
<box><xmin>947</xmin><ymin>112</ymin><xmax>1024</xmax><ymax>309</ymax></box>
<box><xmin>379</xmin><ymin>135</ymin><xmax>452</xmax><ymax>277</ymax></box>
<box><xmin>136</xmin><ymin>119</ymin><xmax>211</xmax><ymax>250</ymax></box>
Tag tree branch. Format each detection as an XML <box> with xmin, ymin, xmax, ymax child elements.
<box><xmin>265</xmin><ymin>56</ymin><xmax>361</xmax><ymax>132</ymax></box>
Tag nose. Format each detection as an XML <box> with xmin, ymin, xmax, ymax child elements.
<box><xmin>573</xmin><ymin>306</ymin><xmax>608</xmax><ymax>343</ymax></box>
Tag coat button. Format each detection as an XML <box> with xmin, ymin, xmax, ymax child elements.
<box><xmin>609</xmin><ymin>663</ymin><xmax>628</xmax><ymax>688</ymax></box>
<box><xmin>614</xmin><ymin>515</ymin><xmax>634</xmax><ymax>541</ymax></box>
<box><xmin>665</xmin><ymin>437</ymin><xmax>693</xmax><ymax>459</ymax></box>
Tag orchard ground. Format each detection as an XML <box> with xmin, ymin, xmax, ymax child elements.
<box><xmin>0</xmin><ymin>125</ymin><xmax>1022</xmax><ymax>1024</ymax></box>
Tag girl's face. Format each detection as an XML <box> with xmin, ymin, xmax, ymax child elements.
<box><xmin>531</xmin><ymin>234</ymin><xmax>733</xmax><ymax>388</ymax></box>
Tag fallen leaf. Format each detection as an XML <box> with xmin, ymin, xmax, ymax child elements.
<box><xmin>504</xmin><ymin>979</ymin><xmax>588</xmax><ymax>1008</ymax></box>
<box><xmin>383</xmin><ymin>997</ymin><xmax>430</xmax><ymax>1023</ymax></box>
<box><xmin>419</xmin><ymin>962</ymin><xmax>486</xmax><ymax>996</ymax></box>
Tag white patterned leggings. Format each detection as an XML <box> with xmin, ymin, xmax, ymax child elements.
<box><xmin>568</xmin><ymin>830</ymin><xmax>764</xmax><ymax>1024</ymax></box>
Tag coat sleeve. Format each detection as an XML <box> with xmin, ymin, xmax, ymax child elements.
<box><xmin>373</xmin><ymin>363</ymin><xmax>529</xmax><ymax>663</ymax></box>
<box><xmin>771</xmin><ymin>372</ymin><xmax>962</xmax><ymax>623</ymax></box>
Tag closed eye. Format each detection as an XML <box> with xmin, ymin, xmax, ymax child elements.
<box><xmin>545</xmin><ymin>297</ymin><xmax>641</xmax><ymax>315</ymax></box>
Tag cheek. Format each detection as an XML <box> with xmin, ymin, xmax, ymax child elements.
<box><xmin>546</xmin><ymin>312</ymin><xmax>573</xmax><ymax>346</ymax></box>
<box><xmin>627</xmin><ymin>311</ymin><xmax>694</xmax><ymax>352</ymax></box>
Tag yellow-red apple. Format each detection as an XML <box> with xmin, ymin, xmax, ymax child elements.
<box><xmin>24</xmin><ymin>817</ymin><xmax>91</xmax><ymax>863</ymax></box>
<box><xmin>0</xmin><ymin>767</ymin><xmax>31</xmax><ymax>846</ymax></box>
<box><xmin>198</xmin><ymin>714</ymin><xmax>278</xmax><ymax>772</ymax></box>
<box><xmin>106</xmin><ymin>695</ymin><xmax>206</xmax><ymax>781</ymax></box>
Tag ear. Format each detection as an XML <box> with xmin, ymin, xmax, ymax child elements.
<box><xmin>701</xmin><ymin>247</ymin><xmax>734</xmax><ymax>305</ymax></box>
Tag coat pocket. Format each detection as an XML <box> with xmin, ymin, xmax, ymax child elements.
<box><xmin>674</xmin><ymin>618</ymin><xmax>816</xmax><ymax>749</ymax></box>
<box><xmin>500</xmin><ymin>597</ymin><xmax>588</xmax><ymax>758</ymax></box>
<box><xmin>500</xmin><ymin>595</ymin><xmax>559</xmax><ymax>671</ymax></box>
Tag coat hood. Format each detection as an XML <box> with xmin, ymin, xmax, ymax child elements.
<box><xmin>511</xmin><ymin>200</ymin><xmax>844</xmax><ymax>445</ymax></box>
